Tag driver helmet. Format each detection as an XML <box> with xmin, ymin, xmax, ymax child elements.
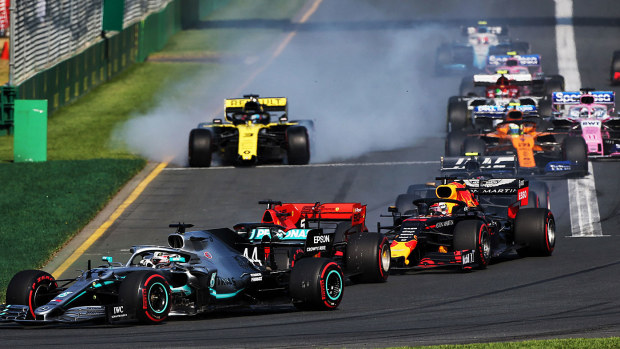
<box><xmin>507</xmin><ymin>123</ymin><xmax>523</xmax><ymax>136</ymax></box>
<box><xmin>580</xmin><ymin>107</ymin><xmax>589</xmax><ymax>118</ymax></box>
<box><xmin>429</xmin><ymin>202</ymin><xmax>449</xmax><ymax>216</ymax></box>
<box><xmin>151</xmin><ymin>252</ymin><xmax>179</xmax><ymax>268</ymax></box>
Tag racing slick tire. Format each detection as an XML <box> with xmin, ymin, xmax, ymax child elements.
<box><xmin>445</xmin><ymin>130</ymin><xmax>467</xmax><ymax>156</ymax></box>
<box><xmin>453</xmin><ymin>220</ymin><xmax>491</xmax><ymax>269</ymax></box>
<box><xmin>545</xmin><ymin>75</ymin><xmax>565</xmax><ymax>95</ymax></box>
<box><xmin>562</xmin><ymin>136</ymin><xmax>588</xmax><ymax>175</ymax></box>
<box><xmin>286</xmin><ymin>126</ymin><xmax>310</xmax><ymax>165</ymax></box>
<box><xmin>345</xmin><ymin>232</ymin><xmax>391</xmax><ymax>283</ymax></box>
<box><xmin>289</xmin><ymin>257</ymin><xmax>344</xmax><ymax>310</ymax></box>
<box><xmin>447</xmin><ymin>99</ymin><xmax>469</xmax><ymax>131</ymax></box>
<box><xmin>119</xmin><ymin>271</ymin><xmax>171</xmax><ymax>324</ymax></box>
<box><xmin>6</xmin><ymin>270</ymin><xmax>58</xmax><ymax>319</ymax></box>
<box><xmin>188</xmin><ymin>128</ymin><xmax>213</xmax><ymax>167</ymax></box>
<box><xmin>610</xmin><ymin>51</ymin><xmax>620</xmax><ymax>85</ymax></box>
<box><xmin>463</xmin><ymin>137</ymin><xmax>486</xmax><ymax>156</ymax></box>
<box><xmin>515</xmin><ymin>208</ymin><xmax>555</xmax><ymax>257</ymax></box>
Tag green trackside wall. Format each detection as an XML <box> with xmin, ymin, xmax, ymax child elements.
<box><xmin>12</xmin><ymin>0</ymin><xmax>229</xmax><ymax>121</ymax></box>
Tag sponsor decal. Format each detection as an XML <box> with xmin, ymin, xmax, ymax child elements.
<box><xmin>216</xmin><ymin>277</ymin><xmax>235</xmax><ymax>286</ymax></box>
<box><xmin>250</xmin><ymin>273</ymin><xmax>263</xmax><ymax>282</ymax></box>
<box><xmin>581</xmin><ymin>120</ymin><xmax>602</xmax><ymax>127</ymax></box>
<box><xmin>314</xmin><ymin>234</ymin><xmax>331</xmax><ymax>244</ymax></box>
<box><xmin>435</xmin><ymin>220</ymin><xmax>454</xmax><ymax>228</ymax></box>
<box><xmin>545</xmin><ymin>161</ymin><xmax>572</xmax><ymax>172</ymax></box>
<box><xmin>306</xmin><ymin>245</ymin><xmax>327</xmax><ymax>252</ymax></box>
<box><xmin>518</xmin><ymin>188</ymin><xmax>528</xmax><ymax>201</ymax></box>
<box><xmin>204</xmin><ymin>251</ymin><xmax>212</xmax><ymax>259</ymax></box>
<box><xmin>209</xmin><ymin>273</ymin><xmax>216</xmax><ymax>288</ymax></box>
<box><xmin>462</xmin><ymin>251</ymin><xmax>475</xmax><ymax>265</ymax></box>
<box><xmin>249</xmin><ymin>228</ymin><xmax>309</xmax><ymax>240</ymax></box>
<box><xmin>553</xmin><ymin>91</ymin><xmax>614</xmax><ymax>104</ymax></box>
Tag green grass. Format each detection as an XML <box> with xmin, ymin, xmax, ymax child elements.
<box><xmin>0</xmin><ymin>159</ymin><xmax>145</xmax><ymax>299</ymax></box>
<box><xmin>402</xmin><ymin>337</ymin><xmax>620</xmax><ymax>348</ymax></box>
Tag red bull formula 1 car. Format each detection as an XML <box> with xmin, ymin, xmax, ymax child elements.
<box><xmin>380</xmin><ymin>176</ymin><xmax>555</xmax><ymax>272</ymax></box>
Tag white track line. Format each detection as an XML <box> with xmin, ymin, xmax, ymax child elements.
<box><xmin>555</xmin><ymin>0</ymin><xmax>603</xmax><ymax>237</ymax></box>
<box><xmin>164</xmin><ymin>160</ymin><xmax>440</xmax><ymax>170</ymax></box>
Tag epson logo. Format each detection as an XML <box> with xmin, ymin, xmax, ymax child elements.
<box><xmin>314</xmin><ymin>235</ymin><xmax>331</xmax><ymax>244</ymax></box>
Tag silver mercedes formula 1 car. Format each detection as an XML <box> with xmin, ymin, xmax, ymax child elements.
<box><xmin>0</xmin><ymin>223</ymin><xmax>345</xmax><ymax>325</ymax></box>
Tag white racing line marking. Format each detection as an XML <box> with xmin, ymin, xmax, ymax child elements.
<box><xmin>556</xmin><ymin>0</ymin><xmax>603</xmax><ymax>237</ymax></box>
<box><xmin>164</xmin><ymin>160</ymin><xmax>440</xmax><ymax>170</ymax></box>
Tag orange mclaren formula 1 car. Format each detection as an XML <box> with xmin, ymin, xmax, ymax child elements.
<box><xmin>232</xmin><ymin>200</ymin><xmax>390</xmax><ymax>284</ymax></box>
<box><xmin>379</xmin><ymin>177</ymin><xmax>555</xmax><ymax>272</ymax></box>
<box><xmin>446</xmin><ymin>110</ymin><xmax>588</xmax><ymax>176</ymax></box>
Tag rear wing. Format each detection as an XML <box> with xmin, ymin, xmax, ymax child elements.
<box><xmin>487</xmin><ymin>54</ymin><xmax>540</xmax><ymax>67</ymax></box>
<box><xmin>473</xmin><ymin>73</ymin><xmax>533</xmax><ymax>86</ymax></box>
<box><xmin>224</xmin><ymin>96</ymin><xmax>288</xmax><ymax>121</ymax></box>
<box><xmin>441</xmin><ymin>155</ymin><xmax>518</xmax><ymax>175</ymax></box>
<box><xmin>552</xmin><ymin>91</ymin><xmax>615</xmax><ymax>105</ymax></box>
<box><xmin>261</xmin><ymin>201</ymin><xmax>366</xmax><ymax>228</ymax></box>
<box><xmin>459</xmin><ymin>178</ymin><xmax>528</xmax><ymax>206</ymax></box>
<box><xmin>292</xmin><ymin>202</ymin><xmax>366</xmax><ymax>226</ymax></box>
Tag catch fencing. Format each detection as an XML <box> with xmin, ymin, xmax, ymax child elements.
<box><xmin>0</xmin><ymin>0</ymin><xmax>228</xmax><ymax>134</ymax></box>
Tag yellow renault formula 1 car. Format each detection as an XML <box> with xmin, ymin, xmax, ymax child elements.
<box><xmin>188</xmin><ymin>95</ymin><xmax>312</xmax><ymax>167</ymax></box>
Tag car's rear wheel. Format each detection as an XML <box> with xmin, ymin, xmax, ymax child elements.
<box><xmin>6</xmin><ymin>270</ymin><xmax>58</xmax><ymax>319</ymax></box>
<box><xmin>447</xmin><ymin>99</ymin><xmax>469</xmax><ymax>131</ymax></box>
<box><xmin>445</xmin><ymin>130</ymin><xmax>467</xmax><ymax>156</ymax></box>
<box><xmin>515</xmin><ymin>208</ymin><xmax>555</xmax><ymax>257</ymax></box>
<box><xmin>453</xmin><ymin>220</ymin><xmax>491</xmax><ymax>269</ymax></box>
<box><xmin>119</xmin><ymin>271</ymin><xmax>171</xmax><ymax>324</ymax></box>
<box><xmin>345</xmin><ymin>232</ymin><xmax>390</xmax><ymax>283</ymax></box>
<box><xmin>286</xmin><ymin>126</ymin><xmax>310</xmax><ymax>165</ymax></box>
<box><xmin>289</xmin><ymin>258</ymin><xmax>343</xmax><ymax>310</ymax></box>
<box><xmin>188</xmin><ymin>128</ymin><xmax>213</xmax><ymax>167</ymax></box>
<box><xmin>562</xmin><ymin>136</ymin><xmax>588</xmax><ymax>175</ymax></box>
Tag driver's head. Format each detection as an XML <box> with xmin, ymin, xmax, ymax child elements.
<box><xmin>508</xmin><ymin>123</ymin><xmax>523</xmax><ymax>136</ymax></box>
<box><xmin>580</xmin><ymin>107</ymin><xmax>589</xmax><ymax>118</ymax></box>
<box><xmin>429</xmin><ymin>203</ymin><xmax>449</xmax><ymax>216</ymax></box>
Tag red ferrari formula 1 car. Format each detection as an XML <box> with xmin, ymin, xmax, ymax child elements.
<box><xmin>233</xmin><ymin>200</ymin><xmax>391</xmax><ymax>283</ymax></box>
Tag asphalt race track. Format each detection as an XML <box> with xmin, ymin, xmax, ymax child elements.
<box><xmin>3</xmin><ymin>1</ymin><xmax>620</xmax><ymax>347</ymax></box>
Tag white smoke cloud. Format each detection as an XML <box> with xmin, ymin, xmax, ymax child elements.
<box><xmin>112</xmin><ymin>2</ymin><xmax>453</xmax><ymax>166</ymax></box>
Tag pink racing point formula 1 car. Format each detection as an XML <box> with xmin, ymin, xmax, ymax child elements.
<box><xmin>550</xmin><ymin>90</ymin><xmax>620</xmax><ymax>158</ymax></box>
